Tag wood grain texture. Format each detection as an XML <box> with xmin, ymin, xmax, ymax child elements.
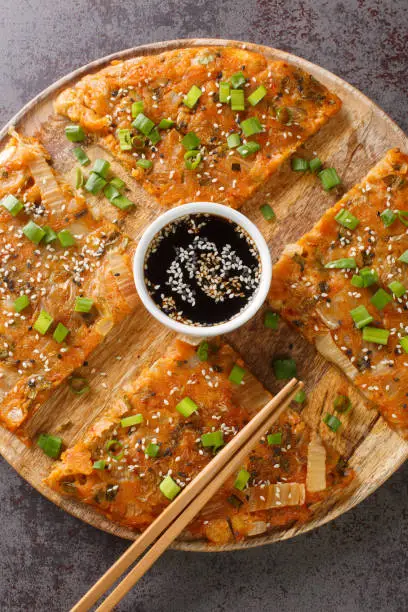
<box><xmin>0</xmin><ymin>39</ymin><xmax>407</xmax><ymax>552</ymax></box>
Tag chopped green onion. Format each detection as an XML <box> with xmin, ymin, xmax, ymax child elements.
<box><xmin>240</xmin><ymin>117</ymin><xmax>263</xmax><ymax>137</ymax></box>
<box><xmin>111</xmin><ymin>195</ymin><xmax>134</xmax><ymax>211</ymax></box>
<box><xmin>324</xmin><ymin>258</ymin><xmax>356</xmax><ymax>269</ymax></box>
<box><xmin>276</xmin><ymin>107</ymin><xmax>293</xmax><ymax>125</ymax></box>
<box><xmin>291</xmin><ymin>158</ymin><xmax>309</xmax><ymax>172</ymax></box>
<box><xmin>201</xmin><ymin>430</ymin><xmax>224</xmax><ymax>448</ymax></box>
<box><xmin>219</xmin><ymin>82</ymin><xmax>230</xmax><ymax>103</ymax></box>
<box><xmin>234</xmin><ymin>469</ymin><xmax>250</xmax><ymax>491</ymax></box>
<box><xmin>132</xmin><ymin>113</ymin><xmax>155</xmax><ymax>136</ymax></box>
<box><xmin>146</xmin><ymin>443</ymin><xmax>160</xmax><ymax>458</ymax></box>
<box><xmin>93</xmin><ymin>460</ymin><xmax>107</xmax><ymax>470</ymax></box>
<box><xmin>323</xmin><ymin>413</ymin><xmax>341</xmax><ymax>432</ymax></box>
<box><xmin>318</xmin><ymin>168</ymin><xmax>341</xmax><ymax>191</ymax></box>
<box><xmin>131</xmin><ymin>100</ymin><xmax>144</xmax><ymax>117</ymax></box>
<box><xmin>69</xmin><ymin>377</ymin><xmax>90</xmax><ymax>395</ymax></box>
<box><xmin>1</xmin><ymin>194</ymin><xmax>23</xmax><ymax>216</ymax></box>
<box><xmin>237</xmin><ymin>141</ymin><xmax>260</xmax><ymax>157</ymax></box>
<box><xmin>103</xmin><ymin>184</ymin><xmax>121</xmax><ymax>202</ymax></box>
<box><xmin>75</xmin><ymin>167</ymin><xmax>84</xmax><ymax>189</ymax></box>
<box><xmin>184</xmin><ymin>150</ymin><xmax>202</xmax><ymax>170</ymax></box>
<box><xmin>117</xmin><ymin>128</ymin><xmax>133</xmax><ymax>151</ymax></box>
<box><xmin>23</xmin><ymin>221</ymin><xmax>45</xmax><ymax>245</ymax></box>
<box><xmin>197</xmin><ymin>340</ymin><xmax>209</xmax><ymax>361</ymax></box>
<box><xmin>53</xmin><ymin>322</ymin><xmax>70</xmax><ymax>343</ymax></box>
<box><xmin>65</xmin><ymin>124</ymin><xmax>85</xmax><ymax>142</ymax></box>
<box><xmin>398</xmin><ymin>211</ymin><xmax>408</xmax><ymax>226</ymax></box>
<box><xmin>13</xmin><ymin>294</ymin><xmax>30</xmax><ymax>313</ymax></box>
<box><xmin>73</xmin><ymin>147</ymin><xmax>90</xmax><ymax>166</ymax></box>
<box><xmin>33</xmin><ymin>310</ymin><xmax>53</xmax><ymax>335</ymax></box>
<box><xmin>370</xmin><ymin>288</ymin><xmax>392</xmax><ymax>310</ymax></box>
<box><xmin>264</xmin><ymin>311</ymin><xmax>279</xmax><ymax>329</ymax></box>
<box><xmin>350</xmin><ymin>305</ymin><xmax>373</xmax><ymax>329</ymax></box>
<box><xmin>351</xmin><ymin>275</ymin><xmax>364</xmax><ymax>288</ymax></box>
<box><xmin>120</xmin><ymin>413</ymin><xmax>144</xmax><ymax>427</ymax></box>
<box><xmin>335</xmin><ymin>209</ymin><xmax>360</xmax><ymax>230</ymax></box>
<box><xmin>148</xmin><ymin>127</ymin><xmax>161</xmax><ymax>146</ymax></box>
<box><xmin>380</xmin><ymin>208</ymin><xmax>397</xmax><ymax>228</ymax></box>
<box><xmin>158</xmin><ymin>118</ymin><xmax>174</xmax><ymax>129</ymax></box>
<box><xmin>85</xmin><ymin>172</ymin><xmax>107</xmax><ymax>195</ymax></box>
<box><xmin>92</xmin><ymin>159</ymin><xmax>110</xmax><ymax>179</ymax></box>
<box><xmin>333</xmin><ymin>395</ymin><xmax>352</xmax><ymax>414</ymax></box>
<box><xmin>182</xmin><ymin>132</ymin><xmax>200</xmax><ymax>150</ymax></box>
<box><xmin>247</xmin><ymin>85</ymin><xmax>267</xmax><ymax>106</ymax></box>
<box><xmin>399</xmin><ymin>336</ymin><xmax>408</xmax><ymax>353</ymax></box>
<box><xmin>74</xmin><ymin>296</ymin><xmax>94</xmax><ymax>313</ymax></box>
<box><xmin>227</xmin><ymin>133</ymin><xmax>241</xmax><ymax>149</ymax></box>
<box><xmin>37</xmin><ymin>433</ymin><xmax>62</xmax><ymax>458</ymax></box>
<box><xmin>131</xmin><ymin>134</ymin><xmax>146</xmax><ymax>150</ymax></box>
<box><xmin>388</xmin><ymin>280</ymin><xmax>406</xmax><ymax>298</ymax></box>
<box><xmin>273</xmin><ymin>358</ymin><xmax>297</xmax><ymax>380</ymax></box>
<box><xmin>267</xmin><ymin>432</ymin><xmax>283</xmax><ymax>445</ymax></box>
<box><xmin>229</xmin><ymin>364</ymin><xmax>245</xmax><ymax>385</ymax></box>
<box><xmin>57</xmin><ymin>229</ymin><xmax>76</xmax><ymax>248</ymax></box>
<box><xmin>183</xmin><ymin>85</ymin><xmax>202</xmax><ymax>109</ymax></box>
<box><xmin>227</xmin><ymin>495</ymin><xmax>243</xmax><ymax>509</ymax></box>
<box><xmin>136</xmin><ymin>159</ymin><xmax>153</xmax><ymax>170</ymax></box>
<box><xmin>230</xmin><ymin>72</ymin><xmax>246</xmax><ymax>89</ymax></box>
<box><xmin>398</xmin><ymin>250</ymin><xmax>408</xmax><ymax>264</ymax></box>
<box><xmin>294</xmin><ymin>390</ymin><xmax>306</xmax><ymax>404</ymax></box>
<box><xmin>260</xmin><ymin>203</ymin><xmax>276</xmax><ymax>221</ymax></box>
<box><xmin>359</xmin><ymin>267</ymin><xmax>378</xmax><ymax>287</ymax></box>
<box><xmin>230</xmin><ymin>89</ymin><xmax>245</xmax><ymax>111</ymax></box>
<box><xmin>176</xmin><ymin>396</ymin><xmax>198</xmax><ymax>417</ymax></box>
<box><xmin>105</xmin><ymin>439</ymin><xmax>124</xmax><ymax>460</ymax></box>
<box><xmin>362</xmin><ymin>326</ymin><xmax>390</xmax><ymax>345</ymax></box>
<box><xmin>309</xmin><ymin>157</ymin><xmax>322</xmax><ymax>173</ymax></box>
<box><xmin>110</xmin><ymin>177</ymin><xmax>125</xmax><ymax>190</ymax></box>
<box><xmin>160</xmin><ymin>475</ymin><xmax>180</xmax><ymax>500</ymax></box>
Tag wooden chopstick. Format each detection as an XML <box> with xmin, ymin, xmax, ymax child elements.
<box><xmin>72</xmin><ymin>378</ymin><xmax>302</xmax><ymax>612</ymax></box>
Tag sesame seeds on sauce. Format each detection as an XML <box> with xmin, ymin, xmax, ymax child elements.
<box><xmin>144</xmin><ymin>213</ymin><xmax>261</xmax><ymax>326</ymax></box>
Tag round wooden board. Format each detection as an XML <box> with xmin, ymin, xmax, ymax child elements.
<box><xmin>1</xmin><ymin>38</ymin><xmax>408</xmax><ymax>552</ymax></box>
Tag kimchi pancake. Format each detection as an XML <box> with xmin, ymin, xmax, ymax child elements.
<box><xmin>47</xmin><ymin>338</ymin><xmax>353</xmax><ymax>545</ymax></box>
<box><xmin>269</xmin><ymin>149</ymin><xmax>408</xmax><ymax>434</ymax></box>
<box><xmin>54</xmin><ymin>46</ymin><xmax>341</xmax><ymax>209</ymax></box>
<box><xmin>0</xmin><ymin>133</ymin><xmax>137</xmax><ymax>435</ymax></box>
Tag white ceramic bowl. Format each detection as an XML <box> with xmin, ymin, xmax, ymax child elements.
<box><xmin>133</xmin><ymin>202</ymin><xmax>272</xmax><ymax>337</ymax></box>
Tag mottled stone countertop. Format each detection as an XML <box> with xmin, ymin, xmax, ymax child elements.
<box><xmin>0</xmin><ymin>1</ymin><xmax>407</xmax><ymax>610</ymax></box>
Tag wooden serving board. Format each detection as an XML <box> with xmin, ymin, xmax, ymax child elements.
<box><xmin>1</xmin><ymin>39</ymin><xmax>407</xmax><ymax>552</ymax></box>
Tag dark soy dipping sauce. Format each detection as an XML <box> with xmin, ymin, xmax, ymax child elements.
<box><xmin>144</xmin><ymin>213</ymin><xmax>261</xmax><ymax>326</ymax></box>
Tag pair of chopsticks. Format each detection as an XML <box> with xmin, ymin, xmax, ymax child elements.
<box><xmin>72</xmin><ymin>377</ymin><xmax>302</xmax><ymax>612</ymax></box>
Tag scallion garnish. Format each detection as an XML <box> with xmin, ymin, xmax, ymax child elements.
<box><xmin>23</xmin><ymin>221</ymin><xmax>45</xmax><ymax>245</ymax></box>
<box><xmin>234</xmin><ymin>469</ymin><xmax>250</xmax><ymax>491</ymax></box>
<box><xmin>148</xmin><ymin>127</ymin><xmax>161</xmax><ymax>146</ymax></box>
<box><xmin>264</xmin><ymin>311</ymin><xmax>279</xmax><ymax>329</ymax></box>
<box><xmin>324</xmin><ymin>258</ymin><xmax>356</xmax><ymax>269</ymax></box>
<box><xmin>240</xmin><ymin>117</ymin><xmax>263</xmax><ymax>137</ymax></box>
<box><xmin>1</xmin><ymin>194</ymin><xmax>23</xmax><ymax>216</ymax></box>
<box><xmin>260</xmin><ymin>203</ymin><xmax>276</xmax><ymax>221</ymax></box>
<box><xmin>85</xmin><ymin>172</ymin><xmax>107</xmax><ymax>195</ymax></box>
<box><xmin>92</xmin><ymin>159</ymin><xmax>110</xmax><ymax>178</ymax></box>
<box><xmin>350</xmin><ymin>305</ymin><xmax>373</xmax><ymax>329</ymax></box>
<box><xmin>176</xmin><ymin>397</ymin><xmax>198</xmax><ymax>418</ymax></box>
<box><xmin>74</xmin><ymin>296</ymin><xmax>94</xmax><ymax>313</ymax></box>
<box><xmin>273</xmin><ymin>358</ymin><xmax>297</xmax><ymax>380</ymax></box>
<box><xmin>398</xmin><ymin>211</ymin><xmax>408</xmax><ymax>227</ymax></box>
<box><xmin>57</xmin><ymin>229</ymin><xmax>76</xmax><ymax>248</ymax></box>
<box><xmin>276</xmin><ymin>107</ymin><xmax>293</xmax><ymax>125</ymax></box>
<box><xmin>229</xmin><ymin>364</ymin><xmax>245</xmax><ymax>385</ymax></box>
<box><xmin>65</xmin><ymin>124</ymin><xmax>85</xmax><ymax>143</ymax></box>
<box><xmin>388</xmin><ymin>280</ymin><xmax>406</xmax><ymax>297</ymax></box>
<box><xmin>323</xmin><ymin>413</ymin><xmax>341</xmax><ymax>432</ymax></box>
<box><xmin>359</xmin><ymin>267</ymin><xmax>378</xmax><ymax>287</ymax></box>
<box><xmin>13</xmin><ymin>294</ymin><xmax>30</xmax><ymax>313</ymax></box>
<box><xmin>237</xmin><ymin>141</ymin><xmax>260</xmax><ymax>157</ymax></box>
<box><xmin>318</xmin><ymin>168</ymin><xmax>341</xmax><ymax>191</ymax></box>
<box><xmin>294</xmin><ymin>390</ymin><xmax>306</xmax><ymax>404</ymax></box>
<box><xmin>227</xmin><ymin>133</ymin><xmax>241</xmax><ymax>149</ymax></box>
<box><xmin>197</xmin><ymin>340</ymin><xmax>209</xmax><ymax>361</ymax></box>
<box><xmin>351</xmin><ymin>275</ymin><xmax>363</xmax><ymax>288</ymax></box>
<box><xmin>69</xmin><ymin>377</ymin><xmax>90</xmax><ymax>395</ymax></box>
<box><xmin>201</xmin><ymin>430</ymin><xmax>224</xmax><ymax>449</ymax></box>
<box><xmin>230</xmin><ymin>89</ymin><xmax>245</xmax><ymax>111</ymax></box>
<box><xmin>136</xmin><ymin>159</ymin><xmax>153</xmax><ymax>170</ymax></box>
<box><xmin>184</xmin><ymin>85</ymin><xmax>202</xmax><ymax>109</ymax></box>
<box><xmin>219</xmin><ymin>82</ymin><xmax>230</xmax><ymax>103</ymax></box>
<box><xmin>75</xmin><ymin>167</ymin><xmax>84</xmax><ymax>189</ymax></box>
<box><xmin>110</xmin><ymin>177</ymin><xmax>125</xmax><ymax>191</ymax></box>
<box><xmin>309</xmin><ymin>157</ymin><xmax>322</xmax><ymax>173</ymax></box>
<box><xmin>184</xmin><ymin>150</ymin><xmax>202</xmax><ymax>170</ymax></box>
<box><xmin>291</xmin><ymin>158</ymin><xmax>309</xmax><ymax>172</ymax></box>
<box><xmin>398</xmin><ymin>250</ymin><xmax>408</xmax><ymax>264</ymax></box>
<box><xmin>247</xmin><ymin>85</ymin><xmax>267</xmax><ymax>106</ymax></box>
<box><xmin>37</xmin><ymin>433</ymin><xmax>63</xmax><ymax>458</ymax></box>
<box><xmin>53</xmin><ymin>322</ymin><xmax>70</xmax><ymax>343</ymax></box>
<box><xmin>333</xmin><ymin>395</ymin><xmax>352</xmax><ymax>414</ymax></box>
<box><xmin>111</xmin><ymin>194</ymin><xmax>134</xmax><ymax>210</ymax></box>
<box><xmin>380</xmin><ymin>208</ymin><xmax>396</xmax><ymax>227</ymax></box>
<box><xmin>160</xmin><ymin>475</ymin><xmax>181</xmax><ymax>500</ymax></box>
<box><xmin>399</xmin><ymin>336</ymin><xmax>408</xmax><ymax>353</ymax></box>
<box><xmin>33</xmin><ymin>310</ymin><xmax>53</xmax><ymax>335</ymax></box>
<box><xmin>158</xmin><ymin>118</ymin><xmax>175</xmax><ymax>129</ymax></box>
<box><xmin>73</xmin><ymin>147</ymin><xmax>90</xmax><ymax>166</ymax></box>
<box><xmin>93</xmin><ymin>460</ymin><xmax>107</xmax><ymax>470</ymax></box>
<box><xmin>181</xmin><ymin>132</ymin><xmax>200</xmax><ymax>151</ymax></box>
<box><xmin>103</xmin><ymin>184</ymin><xmax>121</xmax><ymax>202</ymax></box>
<box><xmin>146</xmin><ymin>443</ymin><xmax>160</xmax><ymax>458</ymax></box>
<box><xmin>335</xmin><ymin>208</ymin><xmax>360</xmax><ymax>230</ymax></box>
<box><xmin>370</xmin><ymin>288</ymin><xmax>392</xmax><ymax>310</ymax></box>
<box><xmin>230</xmin><ymin>72</ymin><xmax>246</xmax><ymax>89</ymax></box>
<box><xmin>117</xmin><ymin>128</ymin><xmax>133</xmax><ymax>151</ymax></box>
<box><xmin>105</xmin><ymin>439</ymin><xmax>124</xmax><ymax>460</ymax></box>
<box><xmin>362</xmin><ymin>326</ymin><xmax>390</xmax><ymax>345</ymax></box>
<box><xmin>132</xmin><ymin>112</ymin><xmax>155</xmax><ymax>136</ymax></box>
<box><xmin>267</xmin><ymin>432</ymin><xmax>282</xmax><ymax>445</ymax></box>
<box><xmin>131</xmin><ymin>100</ymin><xmax>144</xmax><ymax>118</ymax></box>
<box><xmin>120</xmin><ymin>414</ymin><xmax>143</xmax><ymax>427</ymax></box>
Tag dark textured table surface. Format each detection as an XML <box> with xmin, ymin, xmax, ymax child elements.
<box><xmin>0</xmin><ymin>1</ymin><xmax>407</xmax><ymax>611</ymax></box>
